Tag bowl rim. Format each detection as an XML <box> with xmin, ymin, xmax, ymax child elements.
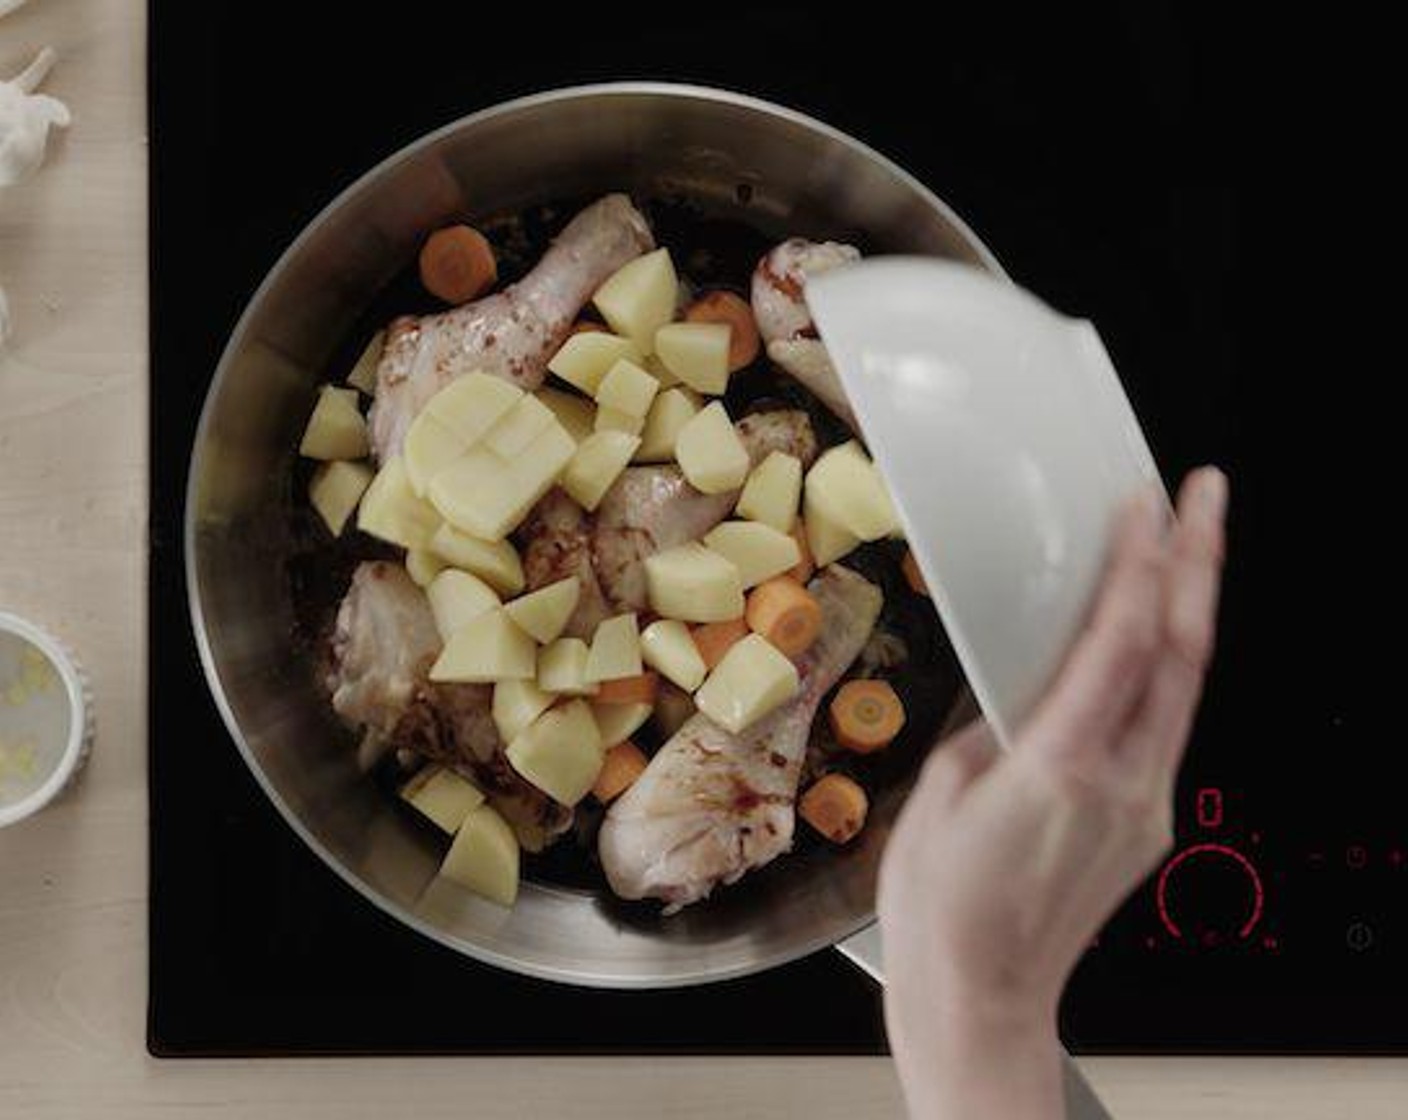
<box><xmin>183</xmin><ymin>80</ymin><xmax>1004</xmax><ymax>987</ymax></box>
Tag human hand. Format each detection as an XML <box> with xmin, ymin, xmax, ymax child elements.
<box><xmin>878</xmin><ymin>467</ymin><xmax>1228</xmax><ymax>1118</ymax></box>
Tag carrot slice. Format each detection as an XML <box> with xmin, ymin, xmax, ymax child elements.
<box><xmin>684</xmin><ymin>291</ymin><xmax>761</xmax><ymax>372</ymax></box>
<box><xmin>593</xmin><ymin>671</ymin><xmax>659</xmax><ymax>706</ymax></box>
<box><xmin>691</xmin><ymin>618</ymin><xmax>750</xmax><ymax>670</ymax></box>
<box><xmin>789</xmin><ymin>520</ymin><xmax>815</xmax><ymax>584</ymax></box>
<box><xmin>799</xmin><ymin>773</ymin><xmax>869</xmax><ymax>844</ymax></box>
<box><xmin>901</xmin><ymin>548</ymin><xmax>929</xmax><ymax>597</ymax></box>
<box><xmin>592</xmin><ymin>740</ymin><xmax>649</xmax><ymax>803</ymax></box>
<box><xmin>829</xmin><ymin>679</ymin><xmax>906</xmax><ymax>754</ymax></box>
<box><xmin>745</xmin><ymin>576</ymin><xmax>823</xmax><ymax>658</ymax></box>
<box><xmin>419</xmin><ymin>224</ymin><xmax>498</xmax><ymax>304</ymax></box>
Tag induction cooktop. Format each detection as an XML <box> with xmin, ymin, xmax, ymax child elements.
<box><xmin>149</xmin><ymin>2</ymin><xmax>1405</xmax><ymax>1055</ymax></box>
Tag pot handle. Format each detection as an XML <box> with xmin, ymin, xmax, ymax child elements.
<box><xmin>835</xmin><ymin>925</ymin><xmax>1115</xmax><ymax>1119</ymax></box>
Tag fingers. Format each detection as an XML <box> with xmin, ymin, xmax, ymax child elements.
<box><xmin>1122</xmin><ymin>467</ymin><xmax>1229</xmax><ymax>780</ymax></box>
<box><xmin>1021</xmin><ymin>486</ymin><xmax>1168</xmax><ymax>762</ymax></box>
<box><xmin>914</xmin><ymin>718</ymin><xmax>1000</xmax><ymax>809</ymax></box>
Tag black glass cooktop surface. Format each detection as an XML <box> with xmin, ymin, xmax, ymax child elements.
<box><xmin>150</xmin><ymin>3</ymin><xmax>1402</xmax><ymax>1055</ymax></box>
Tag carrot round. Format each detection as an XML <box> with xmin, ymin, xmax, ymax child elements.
<box><xmin>593</xmin><ymin>671</ymin><xmax>659</xmax><ymax>706</ymax></box>
<box><xmin>800</xmin><ymin>773</ymin><xmax>869</xmax><ymax>844</ymax></box>
<box><xmin>691</xmin><ymin>618</ymin><xmax>750</xmax><ymax>670</ymax></box>
<box><xmin>789</xmin><ymin>521</ymin><xmax>815</xmax><ymax>584</ymax></box>
<box><xmin>746</xmin><ymin>577</ymin><xmax>822</xmax><ymax>658</ymax></box>
<box><xmin>685</xmin><ymin>291</ymin><xmax>761</xmax><ymax>372</ymax></box>
<box><xmin>419</xmin><ymin>224</ymin><xmax>498</xmax><ymax>304</ymax></box>
<box><xmin>901</xmin><ymin>548</ymin><xmax>929</xmax><ymax>597</ymax></box>
<box><xmin>592</xmin><ymin>740</ymin><xmax>648</xmax><ymax>803</ymax></box>
<box><xmin>829</xmin><ymin>679</ymin><xmax>906</xmax><ymax>754</ymax></box>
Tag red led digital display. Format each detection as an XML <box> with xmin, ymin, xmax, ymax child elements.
<box><xmin>1196</xmin><ymin>787</ymin><xmax>1224</xmax><ymax>830</ymax></box>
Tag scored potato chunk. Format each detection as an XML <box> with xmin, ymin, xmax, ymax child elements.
<box><xmin>492</xmin><ymin>678</ymin><xmax>556</xmax><ymax>744</ymax></box>
<box><xmin>429</xmin><ymin>608</ymin><xmax>536</xmax><ymax>683</ymax></box>
<box><xmin>309</xmin><ymin>460</ymin><xmax>373</xmax><ymax>536</ymax></box>
<box><xmin>694</xmin><ymin>633</ymin><xmax>801</xmax><ymax>734</ymax></box>
<box><xmin>654</xmin><ymin>321</ymin><xmax>731</xmax><ymax>395</ymax></box>
<box><xmin>592</xmin><ymin>248</ymin><xmax>678</xmax><ymax>354</ymax></box>
<box><xmin>505</xmin><ymin>699</ymin><xmax>605</xmax><ymax>807</ymax></box>
<box><xmin>547</xmin><ymin>331</ymin><xmax>642</xmax><ymax>395</ymax></box>
<box><xmin>591</xmin><ymin>701</ymin><xmax>653</xmax><ymax>748</ymax></box>
<box><xmin>674</xmin><ymin>401</ymin><xmax>750</xmax><ymax>494</ymax></box>
<box><xmin>503</xmin><ymin>576</ymin><xmax>580</xmax><ymax>644</ymax></box>
<box><xmin>594</xmin><ymin>405</ymin><xmax>645</xmax><ymax>436</ymax></box>
<box><xmin>426</xmin><ymin>569</ymin><xmax>501</xmax><ymax>642</ymax></box>
<box><xmin>484</xmin><ymin>394</ymin><xmax>556</xmax><ymax>458</ymax></box>
<box><xmin>439</xmin><ymin>803</ymin><xmax>520</xmax><ymax>907</ymax></box>
<box><xmin>400</xmin><ymin>766</ymin><xmax>484</xmax><ymax>833</ymax></box>
<box><xmin>357</xmin><ymin>456</ymin><xmax>442</xmax><ymax>550</ymax></box>
<box><xmin>537</xmin><ymin>637</ymin><xmax>598</xmax><ymax>696</ymax></box>
<box><xmin>428</xmin><ymin>423</ymin><xmax>576</xmax><ymax>541</ymax></box>
<box><xmin>404</xmin><ymin>407</ymin><xmax>470</xmax><ymax>496</ymax></box>
<box><xmin>561</xmin><ymin>430</ymin><xmax>640</xmax><ymax>512</ymax></box>
<box><xmin>424</xmin><ymin>372</ymin><xmax>522</xmax><ymax>445</ymax></box>
<box><xmin>644</xmin><ymin>542</ymin><xmax>744</xmax><ymax>623</ymax></box>
<box><xmin>804</xmin><ymin>441</ymin><xmax>901</xmax><ymax>541</ymax></box>
<box><xmin>736</xmin><ymin>451</ymin><xmax>802</xmax><ymax>533</ymax></box>
<box><xmin>584</xmin><ymin>614</ymin><xmax>642</xmax><ymax>682</ymax></box>
<box><xmin>803</xmin><ymin>484</ymin><xmax>862</xmax><ymax>566</ymax></box>
<box><xmin>430</xmin><ymin>523</ymin><xmax>525</xmax><ymax>596</ymax></box>
<box><xmin>535</xmin><ymin>387</ymin><xmax>596</xmax><ymax>443</ymax></box>
<box><xmin>634</xmin><ymin>387</ymin><xmax>701</xmax><ymax>463</ymax></box>
<box><xmin>703</xmin><ymin>521</ymin><xmax>802</xmax><ymax>589</ymax></box>
<box><xmin>595</xmin><ymin>358</ymin><xmax>660</xmax><ymax>418</ymax></box>
<box><xmin>300</xmin><ymin>386</ymin><xmax>370</xmax><ymax>461</ymax></box>
<box><xmin>639</xmin><ymin>618</ymin><xmax>707</xmax><ymax>692</ymax></box>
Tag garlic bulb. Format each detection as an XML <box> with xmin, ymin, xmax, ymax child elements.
<box><xmin>1</xmin><ymin>47</ymin><xmax>71</xmax><ymax>188</ymax></box>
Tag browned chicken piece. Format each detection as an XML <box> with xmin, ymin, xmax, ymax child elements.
<box><xmin>369</xmin><ymin>194</ymin><xmax>655</xmax><ymax>460</ymax></box>
<box><xmin>517</xmin><ymin>488</ymin><xmax>616</xmax><ymax>640</ymax></box>
<box><xmin>590</xmin><ymin>409</ymin><xmax>819</xmax><ymax>613</ymax></box>
<box><xmin>326</xmin><ymin>561</ymin><xmax>571</xmax><ymax>838</ymax></box>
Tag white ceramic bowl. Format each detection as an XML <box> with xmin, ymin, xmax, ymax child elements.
<box><xmin>0</xmin><ymin>612</ymin><xmax>92</xmax><ymax>827</ymax></box>
<box><xmin>809</xmin><ymin>258</ymin><xmax>1165</xmax><ymax>745</ymax></box>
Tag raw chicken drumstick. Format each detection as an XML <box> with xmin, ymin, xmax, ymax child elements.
<box><xmin>598</xmin><ymin>565</ymin><xmax>883</xmax><ymax>911</ymax></box>
<box><xmin>370</xmin><ymin>194</ymin><xmax>654</xmax><ymax>460</ymax></box>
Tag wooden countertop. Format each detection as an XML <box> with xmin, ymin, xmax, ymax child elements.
<box><xmin>1</xmin><ymin>3</ymin><xmax>1403</xmax><ymax>1116</ymax></box>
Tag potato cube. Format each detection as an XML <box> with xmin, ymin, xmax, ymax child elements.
<box><xmin>736</xmin><ymin>451</ymin><xmax>802</xmax><ymax>533</ymax></box>
<box><xmin>547</xmin><ymin>331</ymin><xmax>642</xmax><ymax>395</ymax></box>
<box><xmin>357</xmin><ymin>456</ymin><xmax>441</xmax><ymax>549</ymax></box>
<box><xmin>485</xmin><ymin>394</ymin><xmax>556</xmax><ymax>458</ymax></box>
<box><xmin>346</xmin><ymin>330</ymin><xmax>384</xmax><ymax>395</ymax></box>
<box><xmin>309</xmin><ymin>460</ymin><xmax>373</xmax><ymax>536</ymax></box>
<box><xmin>644</xmin><ymin>542</ymin><xmax>744</xmax><ymax>623</ymax></box>
<box><xmin>426</xmin><ymin>569</ymin><xmax>501</xmax><ymax>642</ymax></box>
<box><xmin>591</xmin><ymin>701</ymin><xmax>653</xmax><ymax>748</ymax></box>
<box><xmin>537</xmin><ymin>638</ymin><xmax>598</xmax><ymax>696</ymax></box>
<box><xmin>634</xmin><ymin>387</ymin><xmax>701</xmax><ymax>462</ymax></box>
<box><xmin>424</xmin><ymin>372</ymin><xmax>523</xmax><ymax>446</ymax></box>
<box><xmin>694</xmin><ymin>634</ymin><xmax>800</xmax><ymax>734</ymax></box>
<box><xmin>595</xmin><ymin>358</ymin><xmax>659</xmax><ymax>418</ymax></box>
<box><xmin>675</xmin><ymin>401</ymin><xmax>749</xmax><ymax>494</ymax></box>
<box><xmin>592</xmin><ymin>248</ymin><xmax>678</xmax><ymax>355</ymax></box>
<box><xmin>643</xmin><ymin>353</ymin><xmax>681</xmax><ymax>389</ymax></box>
<box><xmin>429</xmin><ymin>523</ymin><xmax>524</xmax><ymax>596</ymax></box>
<box><xmin>585</xmin><ymin>613</ymin><xmax>642</xmax><ymax>682</ymax></box>
<box><xmin>429</xmin><ymin>608</ymin><xmax>536</xmax><ymax>683</ymax></box>
<box><xmin>300</xmin><ymin>385</ymin><xmax>370</xmax><ymax>460</ymax></box>
<box><xmin>594</xmin><ymin>405</ymin><xmax>645</xmax><ymax>436</ymax></box>
<box><xmin>640</xmin><ymin>618</ymin><xmax>707</xmax><ymax>692</ymax></box>
<box><xmin>654</xmin><ymin>321</ymin><xmax>731</xmax><ymax>395</ymax></box>
<box><xmin>439</xmin><ymin>803</ymin><xmax>519</xmax><ymax>907</ymax></box>
<box><xmin>492</xmin><ymin>678</ymin><xmax>556</xmax><ymax>744</ymax></box>
<box><xmin>803</xmin><ymin>484</ymin><xmax>861</xmax><ymax>566</ymax></box>
<box><xmin>535</xmin><ymin>387</ymin><xmax>595</xmax><ymax>443</ymax></box>
<box><xmin>703</xmin><ymin>521</ymin><xmax>802</xmax><ymax>589</ymax></box>
<box><xmin>428</xmin><ymin>423</ymin><xmax>575</xmax><ymax>540</ymax></box>
<box><xmin>400</xmin><ymin>766</ymin><xmax>484</xmax><ymax>833</ymax></box>
<box><xmin>503</xmin><ymin>577</ymin><xmax>580</xmax><ymax>644</ymax></box>
<box><xmin>403</xmin><ymin>409</ymin><xmax>467</xmax><ymax>496</ymax></box>
<box><xmin>505</xmin><ymin>699</ymin><xmax>605</xmax><ymax>807</ymax></box>
<box><xmin>560</xmin><ymin>430</ymin><xmax>639</xmax><ymax>511</ymax></box>
<box><xmin>804</xmin><ymin>441</ymin><xmax>901</xmax><ymax>541</ymax></box>
<box><xmin>405</xmin><ymin>548</ymin><xmax>447</xmax><ymax>587</ymax></box>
